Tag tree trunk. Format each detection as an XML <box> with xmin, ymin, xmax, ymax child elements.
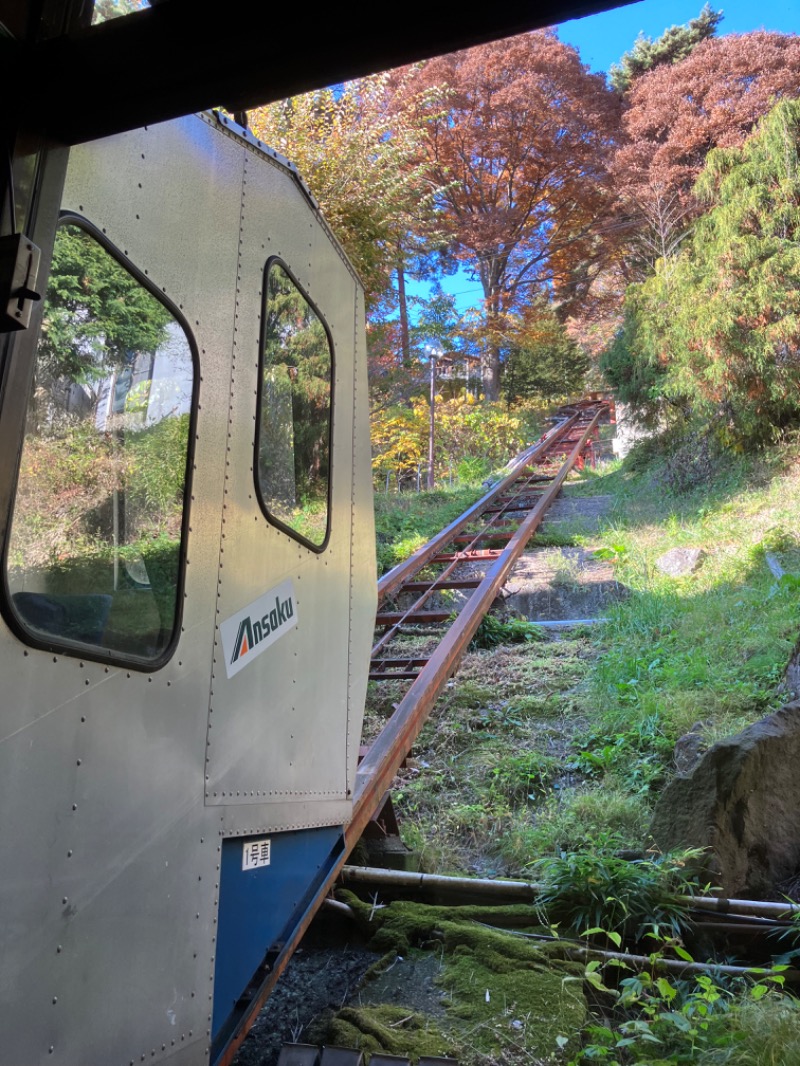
<box><xmin>482</xmin><ymin>343</ymin><xmax>501</xmax><ymax>401</ymax></box>
<box><xmin>396</xmin><ymin>247</ymin><xmax>410</xmax><ymax>365</ymax></box>
<box><xmin>482</xmin><ymin>294</ymin><xmax>502</xmax><ymax>401</ymax></box>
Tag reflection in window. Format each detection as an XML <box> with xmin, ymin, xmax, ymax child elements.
<box><xmin>6</xmin><ymin>222</ymin><xmax>194</xmax><ymax>662</ymax></box>
<box><xmin>257</xmin><ymin>262</ymin><xmax>333</xmax><ymax>549</ymax></box>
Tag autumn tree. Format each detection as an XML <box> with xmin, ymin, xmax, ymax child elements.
<box><xmin>251</xmin><ymin>74</ymin><xmax>436</xmax><ymax>315</ymax></box>
<box><xmin>394</xmin><ymin>32</ymin><xmax>619</xmax><ymax>400</ymax></box>
<box><xmin>371</xmin><ymin>396</ymin><xmax>525</xmax><ymax>488</ymax></box>
<box><xmin>608</xmin><ymin>5</ymin><xmax>722</xmax><ymax>94</ymax></box>
<box><xmin>604</xmin><ymin>99</ymin><xmax>800</xmax><ymax>448</ymax></box>
<box><xmin>92</xmin><ymin>0</ymin><xmax>142</xmax><ymax>22</ymax></box>
<box><xmin>612</xmin><ymin>31</ymin><xmax>800</xmax><ymax>274</ymax></box>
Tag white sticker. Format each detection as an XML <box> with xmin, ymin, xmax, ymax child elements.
<box><xmin>220</xmin><ymin>579</ymin><xmax>298</xmax><ymax>678</ymax></box>
<box><xmin>242</xmin><ymin>837</ymin><xmax>271</xmax><ymax>871</ymax></box>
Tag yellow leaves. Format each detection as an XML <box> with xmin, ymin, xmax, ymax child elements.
<box><xmin>370</xmin><ymin>395</ymin><xmax>524</xmax><ymax>482</ymax></box>
<box><xmin>370</xmin><ymin>404</ymin><xmax>427</xmax><ymax>470</ymax></box>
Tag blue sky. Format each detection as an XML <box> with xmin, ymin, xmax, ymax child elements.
<box><xmin>410</xmin><ymin>0</ymin><xmax>799</xmax><ymax>319</ymax></box>
<box><xmin>559</xmin><ymin>0</ymin><xmax>798</xmax><ymax>73</ymax></box>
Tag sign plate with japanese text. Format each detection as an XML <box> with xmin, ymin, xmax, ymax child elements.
<box><xmin>242</xmin><ymin>837</ymin><xmax>272</xmax><ymax>871</ymax></box>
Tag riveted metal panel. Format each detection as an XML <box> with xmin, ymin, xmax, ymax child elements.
<box><xmin>0</xmin><ymin>111</ymin><xmax>376</xmax><ymax>1066</ymax></box>
<box><xmin>0</xmin><ymin>115</ymin><xmax>240</xmax><ymax>1066</ymax></box>
<box><xmin>212</xmin><ymin>826</ymin><xmax>342</xmax><ymax>1043</ymax></box>
<box><xmin>204</xmin><ymin>131</ymin><xmax>374</xmax><ymax>813</ymax></box>
<box><xmin>347</xmin><ymin>285</ymin><xmax>378</xmax><ymax>785</ymax></box>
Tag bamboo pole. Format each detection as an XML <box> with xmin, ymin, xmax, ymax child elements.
<box><xmin>339</xmin><ymin>866</ymin><xmax>800</xmax><ymax>920</ymax></box>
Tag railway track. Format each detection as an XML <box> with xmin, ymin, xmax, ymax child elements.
<box><xmin>370</xmin><ymin>399</ymin><xmax>609</xmax><ymax>684</ymax></box>
<box><xmin>223</xmin><ymin>398</ymin><xmax>609</xmax><ymax>1065</ymax></box>
<box><xmin>354</xmin><ymin>399</ymin><xmax>608</xmax><ymax>821</ymax></box>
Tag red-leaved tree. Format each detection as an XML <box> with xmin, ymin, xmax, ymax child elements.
<box><xmin>613</xmin><ymin>31</ymin><xmax>800</xmax><ymax>271</ymax></box>
<box><xmin>394</xmin><ymin>31</ymin><xmax>620</xmax><ymax>400</ymax></box>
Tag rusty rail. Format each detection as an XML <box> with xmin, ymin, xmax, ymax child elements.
<box><xmin>377</xmin><ymin>412</ymin><xmax>580</xmax><ymax>603</ymax></box>
<box><xmin>217</xmin><ymin>401</ymin><xmax>607</xmax><ymax>1066</ymax></box>
<box><xmin>355</xmin><ymin>404</ymin><xmax>605</xmax><ymax>818</ymax></box>
<box><xmin>369</xmin><ymin>416</ymin><xmax>589</xmax><ymax>665</ymax></box>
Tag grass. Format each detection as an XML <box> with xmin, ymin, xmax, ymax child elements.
<box><xmin>366</xmin><ymin>432</ymin><xmax>800</xmax><ymax>879</ymax></box>
<box><xmin>373</xmin><ymin>638</ymin><xmax>595</xmax><ymax>874</ymax></box>
<box><xmin>374</xmin><ymin>483</ymin><xmax>486</xmax><ymax>575</ymax></box>
<box><xmin>580</xmin><ymin>445</ymin><xmax>800</xmax><ymax>754</ymax></box>
<box><xmin>360</xmin><ymin>431</ymin><xmax>800</xmax><ymax>1066</ymax></box>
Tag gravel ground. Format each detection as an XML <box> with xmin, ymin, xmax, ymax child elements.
<box><xmin>232</xmin><ymin>938</ymin><xmax>379</xmax><ymax>1066</ymax></box>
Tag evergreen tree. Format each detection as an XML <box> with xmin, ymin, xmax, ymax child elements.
<box><xmin>503</xmin><ymin>305</ymin><xmax>589</xmax><ymax>404</ymax></box>
<box><xmin>609</xmin><ymin>6</ymin><xmax>723</xmax><ymax>94</ymax></box>
<box><xmin>605</xmin><ymin>100</ymin><xmax>800</xmax><ymax>448</ymax></box>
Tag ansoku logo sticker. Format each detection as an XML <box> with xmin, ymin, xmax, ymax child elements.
<box><xmin>219</xmin><ymin>579</ymin><xmax>298</xmax><ymax>678</ymax></box>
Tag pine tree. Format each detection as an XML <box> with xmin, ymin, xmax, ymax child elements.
<box><xmin>609</xmin><ymin>6</ymin><xmax>723</xmax><ymax>94</ymax></box>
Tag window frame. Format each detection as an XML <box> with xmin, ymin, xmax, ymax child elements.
<box><xmin>254</xmin><ymin>256</ymin><xmax>335</xmax><ymax>554</ymax></box>
<box><xmin>1</xmin><ymin>212</ymin><xmax>200</xmax><ymax>672</ymax></box>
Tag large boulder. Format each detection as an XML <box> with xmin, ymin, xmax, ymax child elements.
<box><xmin>651</xmin><ymin>702</ymin><xmax>800</xmax><ymax>898</ymax></box>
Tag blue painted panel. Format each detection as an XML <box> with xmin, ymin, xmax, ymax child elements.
<box><xmin>212</xmin><ymin>825</ymin><xmax>343</xmax><ymax>1043</ymax></box>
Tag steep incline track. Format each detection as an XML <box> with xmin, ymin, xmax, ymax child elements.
<box><xmin>371</xmin><ymin>401</ymin><xmax>607</xmax><ymax>682</ymax></box>
<box><xmin>222</xmin><ymin>398</ymin><xmax>608</xmax><ymax>1065</ymax></box>
<box><xmin>355</xmin><ymin>399</ymin><xmax>608</xmax><ymax>821</ymax></box>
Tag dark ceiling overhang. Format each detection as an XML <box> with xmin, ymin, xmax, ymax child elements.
<box><xmin>14</xmin><ymin>0</ymin><xmax>638</xmax><ymax>145</ymax></box>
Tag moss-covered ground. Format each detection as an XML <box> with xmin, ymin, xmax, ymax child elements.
<box><xmin>310</xmin><ymin>895</ymin><xmax>586</xmax><ymax>1066</ymax></box>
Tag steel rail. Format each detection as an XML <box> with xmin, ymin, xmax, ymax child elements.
<box><xmin>217</xmin><ymin>403</ymin><xmax>605</xmax><ymax>1066</ymax></box>
<box><xmin>371</xmin><ymin>413</ymin><xmax>590</xmax><ymax>661</ymax></box>
<box><xmin>371</xmin><ymin>406</ymin><xmax>601</xmax><ymax>673</ymax></box>
<box><xmin>377</xmin><ymin>412</ymin><xmax>580</xmax><ymax>603</ymax></box>
<box><xmin>354</xmin><ymin>405</ymin><xmax>605</xmax><ymax>824</ymax></box>
<box><xmin>372</xmin><ymin>459</ymin><xmax>559</xmax><ymax>657</ymax></box>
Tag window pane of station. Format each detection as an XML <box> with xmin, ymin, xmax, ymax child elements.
<box><xmin>257</xmin><ymin>262</ymin><xmax>333</xmax><ymax>549</ymax></box>
<box><xmin>6</xmin><ymin>222</ymin><xmax>194</xmax><ymax>663</ymax></box>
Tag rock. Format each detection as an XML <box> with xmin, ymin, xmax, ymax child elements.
<box><xmin>672</xmin><ymin>723</ymin><xmax>708</xmax><ymax>774</ymax></box>
<box><xmin>655</xmin><ymin>547</ymin><xmax>706</xmax><ymax>577</ymax></box>
<box><xmin>765</xmin><ymin>552</ymin><xmax>786</xmax><ymax>580</ymax></box>
<box><xmin>779</xmin><ymin>636</ymin><xmax>800</xmax><ymax>701</ymax></box>
<box><xmin>651</xmin><ymin>701</ymin><xmax>800</xmax><ymax>897</ymax></box>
